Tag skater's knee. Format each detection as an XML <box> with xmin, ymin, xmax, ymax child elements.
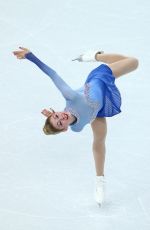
<box><xmin>91</xmin><ymin>118</ymin><xmax>107</xmax><ymax>142</ymax></box>
<box><xmin>93</xmin><ymin>132</ymin><xmax>106</xmax><ymax>143</ymax></box>
<box><xmin>130</xmin><ymin>57</ymin><xmax>139</xmax><ymax>70</ymax></box>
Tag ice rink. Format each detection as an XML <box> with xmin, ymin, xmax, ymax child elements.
<box><xmin>0</xmin><ymin>0</ymin><xmax>150</xmax><ymax>229</ymax></box>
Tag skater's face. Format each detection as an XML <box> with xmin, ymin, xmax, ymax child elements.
<box><xmin>49</xmin><ymin>112</ymin><xmax>70</xmax><ymax>131</ymax></box>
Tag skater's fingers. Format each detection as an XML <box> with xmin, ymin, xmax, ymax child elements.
<box><xmin>13</xmin><ymin>53</ymin><xmax>23</xmax><ymax>58</ymax></box>
<box><xmin>41</xmin><ymin>110</ymin><xmax>46</xmax><ymax>115</ymax></box>
<box><xmin>19</xmin><ymin>47</ymin><xmax>30</xmax><ymax>52</ymax></box>
<box><xmin>13</xmin><ymin>50</ymin><xmax>29</xmax><ymax>59</ymax></box>
<box><xmin>17</xmin><ymin>56</ymin><xmax>25</xmax><ymax>59</ymax></box>
<box><xmin>41</xmin><ymin>109</ymin><xmax>52</xmax><ymax>117</ymax></box>
<box><xmin>13</xmin><ymin>51</ymin><xmax>21</xmax><ymax>54</ymax></box>
<box><xmin>13</xmin><ymin>51</ymin><xmax>22</xmax><ymax>54</ymax></box>
<box><xmin>13</xmin><ymin>47</ymin><xmax>30</xmax><ymax>57</ymax></box>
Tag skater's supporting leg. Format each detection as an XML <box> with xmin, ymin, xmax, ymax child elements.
<box><xmin>91</xmin><ymin>118</ymin><xmax>107</xmax><ymax>176</ymax></box>
<box><xmin>95</xmin><ymin>53</ymin><xmax>139</xmax><ymax>78</ymax></box>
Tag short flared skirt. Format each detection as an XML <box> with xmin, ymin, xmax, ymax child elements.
<box><xmin>85</xmin><ymin>64</ymin><xmax>122</xmax><ymax>117</ymax></box>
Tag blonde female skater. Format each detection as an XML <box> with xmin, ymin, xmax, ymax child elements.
<box><xmin>13</xmin><ymin>47</ymin><xmax>138</xmax><ymax>206</ymax></box>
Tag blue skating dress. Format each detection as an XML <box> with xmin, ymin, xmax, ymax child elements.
<box><xmin>25</xmin><ymin>53</ymin><xmax>121</xmax><ymax>132</ymax></box>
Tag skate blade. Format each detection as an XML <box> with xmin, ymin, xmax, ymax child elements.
<box><xmin>98</xmin><ymin>203</ymin><xmax>102</xmax><ymax>208</ymax></box>
<box><xmin>97</xmin><ymin>201</ymin><xmax>104</xmax><ymax>208</ymax></box>
<box><xmin>72</xmin><ymin>57</ymin><xmax>80</xmax><ymax>61</ymax></box>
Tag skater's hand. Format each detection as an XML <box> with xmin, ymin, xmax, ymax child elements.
<box><xmin>41</xmin><ymin>109</ymin><xmax>54</xmax><ymax>117</ymax></box>
<box><xmin>13</xmin><ymin>47</ymin><xmax>30</xmax><ymax>59</ymax></box>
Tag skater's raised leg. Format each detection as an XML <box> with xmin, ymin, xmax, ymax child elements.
<box><xmin>95</xmin><ymin>53</ymin><xmax>139</xmax><ymax>78</ymax></box>
<box><xmin>74</xmin><ymin>50</ymin><xmax>139</xmax><ymax>78</ymax></box>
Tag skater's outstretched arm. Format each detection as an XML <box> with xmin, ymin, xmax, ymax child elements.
<box><xmin>13</xmin><ymin>47</ymin><xmax>77</xmax><ymax>100</ymax></box>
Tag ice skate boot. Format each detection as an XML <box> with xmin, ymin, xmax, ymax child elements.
<box><xmin>95</xmin><ymin>176</ymin><xmax>105</xmax><ymax>206</ymax></box>
<box><xmin>72</xmin><ymin>50</ymin><xmax>104</xmax><ymax>62</ymax></box>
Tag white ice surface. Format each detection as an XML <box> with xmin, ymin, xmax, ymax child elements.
<box><xmin>0</xmin><ymin>0</ymin><xmax>150</xmax><ymax>229</ymax></box>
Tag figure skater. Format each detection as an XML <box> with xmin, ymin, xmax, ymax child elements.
<box><xmin>13</xmin><ymin>47</ymin><xmax>139</xmax><ymax>206</ymax></box>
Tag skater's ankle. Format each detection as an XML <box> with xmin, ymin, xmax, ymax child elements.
<box><xmin>96</xmin><ymin>174</ymin><xmax>104</xmax><ymax>177</ymax></box>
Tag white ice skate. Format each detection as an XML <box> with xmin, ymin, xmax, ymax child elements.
<box><xmin>72</xmin><ymin>50</ymin><xmax>104</xmax><ymax>62</ymax></box>
<box><xmin>95</xmin><ymin>176</ymin><xmax>105</xmax><ymax>207</ymax></box>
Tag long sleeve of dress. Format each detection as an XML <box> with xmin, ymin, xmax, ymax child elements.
<box><xmin>25</xmin><ymin>52</ymin><xmax>76</xmax><ymax>100</ymax></box>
